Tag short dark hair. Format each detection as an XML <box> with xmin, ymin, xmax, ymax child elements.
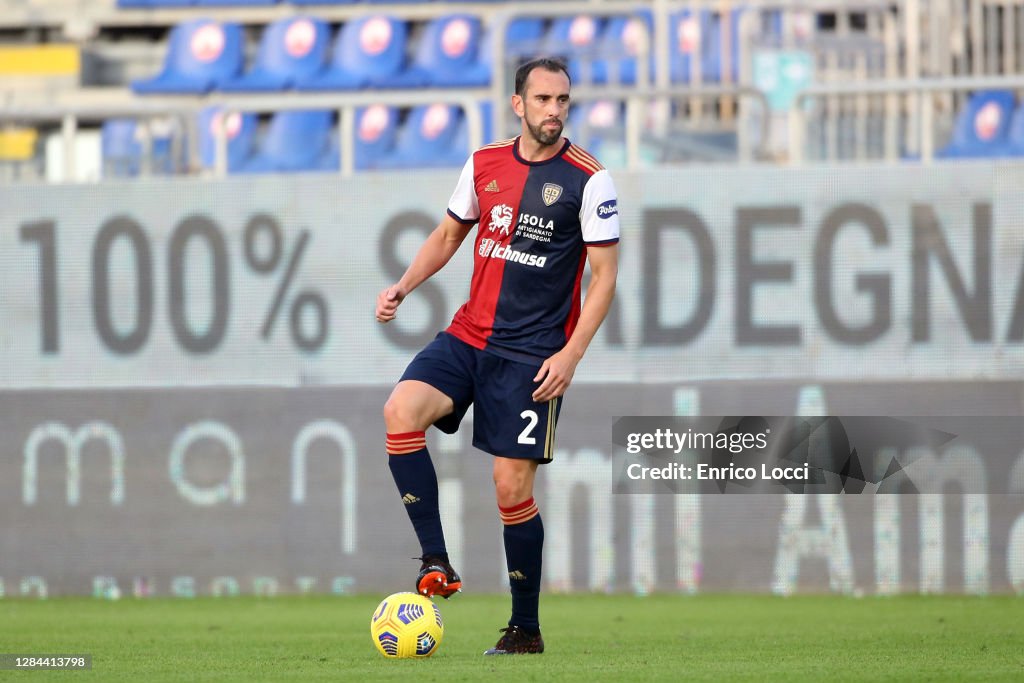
<box><xmin>514</xmin><ymin>57</ymin><xmax>571</xmax><ymax>97</ymax></box>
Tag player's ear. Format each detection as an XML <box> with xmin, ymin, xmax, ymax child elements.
<box><xmin>511</xmin><ymin>94</ymin><xmax>524</xmax><ymax>118</ymax></box>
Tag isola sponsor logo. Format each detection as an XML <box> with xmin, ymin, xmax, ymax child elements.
<box><xmin>597</xmin><ymin>199</ymin><xmax>618</xmax><ymax>219</ymax></box>
<box><xmin>518</xmin><ymin>212</ymin><xmax>554</xmax><ymax>230</ymax></box>
<box><xmin>488</xmin><ymin>244</ymin><xmax>547</xmax><ymax>268</ymax></box>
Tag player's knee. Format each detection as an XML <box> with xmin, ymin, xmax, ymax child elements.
<box><xmin>382</xmin><ymin>397</ymin><xmax>420</xmax><ymax>433</ymax></box>
<box><xmin>493</xmin><ymin>477</ymin><xmax>530</xmax><ymax>509</ymax></box>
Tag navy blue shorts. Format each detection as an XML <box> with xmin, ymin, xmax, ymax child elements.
<box><xmin>399</xmin><ymin>332</ymin><xmax>561</xmax><ymax>463</ymax></box>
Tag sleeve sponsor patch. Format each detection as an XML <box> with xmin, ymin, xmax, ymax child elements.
<box><xmin>597</xmin><ymin>199</ymin><xmax>618</xmax><ymax>219</ymax></box>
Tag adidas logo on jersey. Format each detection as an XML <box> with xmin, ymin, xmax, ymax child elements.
<box><xmin>484</xmin><ymin>179</ymin><xmax>500</xmax><ymax>192</ymax></box>
<box><xmin>402</xmin><ymin>493</ymin><xmax>421</xmax><ymax>505</ymax></box>
<box><xmin>508</xmin><ymin>570</ymin><xmax>527</xmax><ymax>581</ymax></box>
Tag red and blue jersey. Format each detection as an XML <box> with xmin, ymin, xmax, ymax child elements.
<box><xmin>445</xmin><ymin>136</ymin><xmax>620</xmax><ymax>364</ymax></box>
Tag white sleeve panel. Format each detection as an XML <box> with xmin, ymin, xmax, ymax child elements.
<box><xmin>446</xmin><ymin>155</ymin><xmax>480</xmax><ymax>223</ymax></box>
<box><xmin>579</xmin><ymin>169</ymin><xmax>620</xmax><ymax>243</ymax></box>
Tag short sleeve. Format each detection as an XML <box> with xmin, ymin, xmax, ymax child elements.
<box><xmin>446</xmin><ymin>155</ymin><xmax>480</xmax><ymax>224</ymax></box>
<box><xmin>579</xmin><ymin>169</ymin><xmax>620</xmax><ymax>245</ymax></box>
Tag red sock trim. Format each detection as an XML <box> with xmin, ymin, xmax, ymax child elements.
<box><xmin>499</xmin><ymin>497</ymin><xmax>539</xmax><ymax>525</ymax></box>
<box><xmin>499</xmin><ymin>496</ymin><xmax>535</xmax><ymax>514</ymax></box>
<box><xmin>387</xmin><ymin>431</ymin><xmax>426</xmax><ymax>440</ymax></box>
<box><xmin>386</xmin><ymin>431</ymin><xmax>426</xmax><ymax>455</ymax></box>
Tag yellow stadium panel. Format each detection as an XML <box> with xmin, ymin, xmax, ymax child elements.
<box><xmin>0</xmin><ymin>128</ymin><xmax>39</xmax><ymax>160</ymax></box>
<box><xmin>0</xmin><ymin>45</ymin><xmax>79</xmax><ymax>76</ymax></box>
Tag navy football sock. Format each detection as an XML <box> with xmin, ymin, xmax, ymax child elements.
<box><xmin>387</xmin><ymin>432</ymin><xmax>446</xmax><ymax>558</ymax></box>
<box><xmin>500</xmin><ymin>497</ymin><xmax>544</xmax><ymax>633</ymax></box>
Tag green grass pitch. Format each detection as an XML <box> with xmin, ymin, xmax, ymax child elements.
<box><xmin>1</xmin><ymin>594</ymin><xmax>1021</xmax><ymax>681</ymax></box>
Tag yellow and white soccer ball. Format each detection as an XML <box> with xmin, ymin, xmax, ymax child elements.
<box><xmin>370</xmin><ymin>592</ymin><xmax>444</xmax><ymax>658</ymax></box>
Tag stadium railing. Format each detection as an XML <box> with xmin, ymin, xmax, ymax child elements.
<box><xmin>0</xmin><ymin>92</ymin><xmax>487</xmax><ymax>179</ymax></box>
<box><xmin>787</xmin><ymin>75</ymin><xmax>1024</xmax><ymax>163</ymax></box>
<box><xmin>0</xmin><ymin>103</ymin><xmax>196</xmax><ymax>180</ymax></box>
<box><xmin>0</xmin><ymin>81</ymin><xmax>768</xmax><ymax>181</ymax></box>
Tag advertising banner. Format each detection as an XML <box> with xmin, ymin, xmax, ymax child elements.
<box><xmin>2</xmin><ymin>166</ymin><xmax>1022</xmax><ymax>595</ymax></box>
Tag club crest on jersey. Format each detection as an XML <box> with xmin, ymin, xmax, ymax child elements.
<box><xmin>488</xmin><ymin>203</ymin><xmax>514</xmax><ymax>235</ymax></box>
<box><xmin>542</xmin><ymin>183</ymin><xmax>563</xmax><ymax>206</ymax></box>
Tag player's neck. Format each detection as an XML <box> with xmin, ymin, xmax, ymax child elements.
<box><xmin>517</xmin><ymin>135</ymin><xmax>564</xmax><ymax>163</ymax></box>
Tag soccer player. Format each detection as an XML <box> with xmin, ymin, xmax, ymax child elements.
<box><xmin>375</xmin><ymin>57</ymin><xmax>620</xmax><ymax>655</ymax></box>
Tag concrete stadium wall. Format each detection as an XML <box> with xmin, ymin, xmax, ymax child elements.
<box><xmin>1</xmin><ymin>165</ymin><xmax>1022</xmax><ymax>597</ymax></box>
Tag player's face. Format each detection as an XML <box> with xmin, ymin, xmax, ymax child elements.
<box><xmin>514</xmin><ymin>68</ymin><xmax>571</xmax><ymax>147</ymax></box>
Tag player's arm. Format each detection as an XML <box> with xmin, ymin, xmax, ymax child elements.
<box><xmin>532</xmin><ymin>243</ymin><xmax>618</xmax><ymax>402</ymax></box>
<box><xmin>376</xmin><ymin>213</ymin><xmax>474</xmax><ymax>323</ymax></box>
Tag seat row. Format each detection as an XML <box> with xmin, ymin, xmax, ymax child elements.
<box><xmin>100</xmin><ymin>96</ymin><xmax>645</xmax><ymax>176</ymax></box>
<box><xmin>132</xmin><ymin>10</ymin><xmax>756</xmax><ymax>93</ymax></box>
<box><xmin>103</xmin><ymin>102</ymin><xmax>489</xmax><ymax>175</ymax></box>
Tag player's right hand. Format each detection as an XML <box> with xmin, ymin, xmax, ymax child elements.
<box><xmin>376</xmin><ymin>284</ymin><xmax>405</xmax><ymax>323</ymax></box>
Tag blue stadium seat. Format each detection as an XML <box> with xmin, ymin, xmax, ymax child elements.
<box><xmin>504</xmin><ymin>17</ymin><xmax>546</xmax><ymax>59</ymax></box>
<box><xmin>294</xmin><ymin>16</ymin><xmax>424</xmax><ymax>90</ymax></box>
<box><xmin>291</xmin><ymin>0</ymin><xmax>357</xmax><ymax>5</ymax></box>
<box><xmin>101</xmin><ymin>119</ymin><xmax>177</xmax><ymax>177</ymax></box>
<box><xmin>581</xmin><ymin>12</ymin><xmax>655</xmax><ymax>85</ymax></box>
<box><xmin>118</xmin><ymin>0</ymin><xmax>193</xmax><ymax>7</ymax></box>
<box><xmin>354</xmin><ymin>105</ymin><xmax>400</xmax><ymax>169</ymax></box>
<box><xmin>382</xmin><ymin>104</ymin><xmax>465</xmax><ymax>168</ymax></box>
<box><xmin>1003</xmin><ymin>103</ymin><xmax>1024</xmax><ymax>156</ymax></box>
<box><xmin>569</xmin><ymin>99</ymin><xmax>622</xmax><ymax>161</ymax></box>
<box><xmin>544</xmin><ymin>15</ymin><xmax>605</xmax><ymax>83</ymax></box>
<box><xmin>221</xmin><ymin>16</ymin><xmax>330</xmax><ymax>91</ymax></box>
<box><xmin>238</xmin><ymin>110</ymin><xmax>335</xmax><ymax>173</ymax></box>
<box><xmin>479</xmin><ymin>18</ymin><xmax>546</xmax><ymax>85</ymax></box>
<box><xmin>937</xmin><ymin>90</ymin><xmax>1016</xmax><ymax>158</ymax></box>
<box><xmin>132</xmin><ymin>19</ymin><xmax>244</xmax><ymax>94</ymax></box>
<box><xmin>704</xmin><ymin>8</ymin><xmax>742</xmax><ymax>82</ymax></box>
<box><xmin>407</xmin><ymin>14</ymin><xmax>489</xmax><ymax>87</ymax></box>
<box><xmin>359</xmin><ymin>104</ymin><xmax>402</xmax><ymax>170</ymax></box>
<box><xmin>479</xmin><ymin>100</ymin><xmax>495</xmax><ymax>146</ymax></box>
<box><xmin>194</xmin><ymin>0</ymin><xmax>277</xmax><ymax>6</ymax></box>
<box><xmin>669</xmin><ymin>10</ymin><xmax>713</xmax><ymax>83</ymax></box>
<box><xmin>101</xmin><ymin>119</ymin><xmax>143</xmax><ymax>177</ymax></box>
<box><xmin>197</xmin><ymin>107</ymin><xmax>258</xmax><ymax>172</ymax></box>
<box><xmin>318</xmin><ymin>104</ymin><xmax>401</xmax><ymax>171</ymax></box>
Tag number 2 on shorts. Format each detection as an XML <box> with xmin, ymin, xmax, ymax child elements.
<box><xmin>518</xmin><ymin>410</ymin><xmax>539</xmax><ymax>445</ymax></box>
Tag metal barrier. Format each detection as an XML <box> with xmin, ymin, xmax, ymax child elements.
<box><xmin>0</xmin><ymin>91</ymin><xmax>488</xmax><ymax>181</ymax></box>
<box><xmin>0</xmin><ymin>82</ymin><xmax>767</xmax><ymax>182</ymax></box>
<box><xmin>788</xmin><ymin>75</ymin><xmax>1024</xmax><ymax>163</ymax></box>
<box><xmin>0</xmin><ymin>103</ymin><xmax>197</xmax><ymax>180</ymax></box>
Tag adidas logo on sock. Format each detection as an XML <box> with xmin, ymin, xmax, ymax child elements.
<box><xmin>508</xmin><ymin>570</ymin><xmax>527</xmax><ymax>581</ymax></box>
<box><xmin>402</xmin><ymin>493</ymin><xmax>421</xmax><ymax>505</ymax></box>
<box><xmin>484</xmin><ymin>179</ymin><xmax>499</xmax><ymax>192</ymax></box>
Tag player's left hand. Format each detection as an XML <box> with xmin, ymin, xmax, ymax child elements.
<box><xmin>532</xmin><ymin>349</ymin><xmax>581</xmax><ymax>403</ymax></box>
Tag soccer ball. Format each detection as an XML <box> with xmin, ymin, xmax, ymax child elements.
<box><xmin>370</xmin><ymin>592</ymin><xmax>444</xmax><ymax>658</ymax></box>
